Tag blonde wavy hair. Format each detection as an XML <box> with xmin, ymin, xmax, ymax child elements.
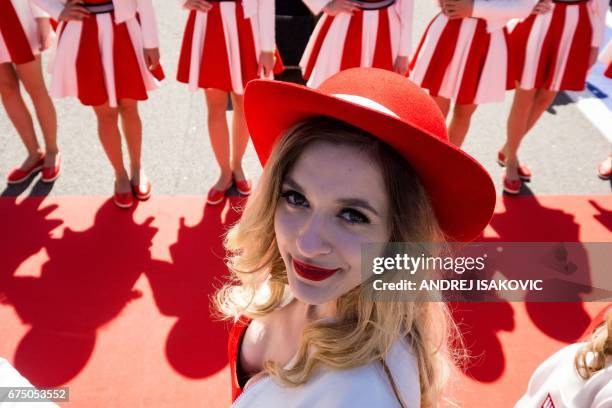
<box><xmin>575</xmin><ymin>309</ymin><xmax>612</xmax><ymax>380</ymax></box>
<box><xmin>215</xmin><ymin>118</ymin><xmax>462</xmax><ymax>407</ymax></box>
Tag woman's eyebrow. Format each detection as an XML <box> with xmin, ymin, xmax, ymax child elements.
<box><xmin>337</xmin><ymin>198</ymin><xmax>380</xmax><ymax>216</ymax></box>
<box><xmin>283</xmin><ymin>176</ymin><xmax>380</xmax><ymax>217</ymax></box>
<box><xmin>282</xmin><ymin>176</ymin><xmax>302</xmax><ymax>191</ymax></box>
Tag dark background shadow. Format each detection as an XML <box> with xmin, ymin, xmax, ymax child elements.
<box><xmin>0</xmin><ymin>200</ymin><xmax>157</xmax><ymax>386</ymax></box>
<box><xmin>145</xmin><ymin>196</ymin><xmax>246</xmax><ymax>379</ymax></box>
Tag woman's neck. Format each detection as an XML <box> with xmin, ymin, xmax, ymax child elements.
<box><xmin>291</xmin><ymin>298</ymin><xmax>337</xmax><ymax>324</ymax></box>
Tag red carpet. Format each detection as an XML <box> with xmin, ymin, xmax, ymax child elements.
<box><xmin>0</xmin><ymin>194</ymin><xmax>610</xmax><ymax>407</ymax></box>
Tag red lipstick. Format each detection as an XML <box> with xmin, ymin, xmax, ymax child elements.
<box><xmin>292</xmin><ymin>258</ymin><xmax>340</xmax><ymax>282</ymax></box>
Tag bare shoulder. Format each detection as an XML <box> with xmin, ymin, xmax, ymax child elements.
<box><xmin>240</xmin><ymin>302</ymin><xmax>299</xmax><ymax>376</ymax></box>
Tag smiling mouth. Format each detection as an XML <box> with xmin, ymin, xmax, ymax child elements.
<box><xmin>292</xmin><ymin>258</ymin><xmax>341</xmax><ymax>282</ymax></box>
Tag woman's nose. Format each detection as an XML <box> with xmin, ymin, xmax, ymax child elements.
<box><xmin>295</xmin><ymin>214</ymin><xmax>332</xmax><ymax>258</ymax></box>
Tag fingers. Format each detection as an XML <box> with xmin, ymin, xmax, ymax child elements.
<box><xmin>188</xmin><ymin>0</ymin><xmax>212</xmax><ymax>12</ymax></box>
<box><xmin>61</xmin><ymin>4</ymin><xmax>90</xmax><ymax>21</ymax></box>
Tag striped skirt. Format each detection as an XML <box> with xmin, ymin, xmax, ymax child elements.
<box><xmin>300</xmin><ymin>8</ymin><xmax>400</xmax><ymax>89</ymax></box>
<box><xmin>177</xmin><ymin>2</ymin><xmax>283</xmax><ymax>95</ymax></box>
<box><xmin>410</xmin><ymin>14</ymin><xmax>513</xmax><ymax>105</ymax></box>
<box><xmin>0</xmin><ymin>0</ymin><xmax>41</xmax><ymax>65</ymax></box>
<box><xmin>509</xmin><ymin>2</ymin><xmax>594</xmax><ymax>91</ymax></box>
<box><xmin>49</xmin><ymin>13</ymin><xmax>163</xmax><ymax>107</ymax></box>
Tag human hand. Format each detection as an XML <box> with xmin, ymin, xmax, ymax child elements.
<box><xmin>531</xmin><ymin>0</ymin><xmax>552</xmax><ymax>15</ymax></box>
<box><xmin>144</xmin><ymin>48</ymin><xmax>161</xmax><ymax>71</ymax></box>
<box><xmin>588</xmin><ymin>47</ymin><xmax>598</xmax><ymax>68</ymax></box>
<box><xmin>36</xmin><ymin>18</ymin><xmax>54</xmax><ymax>51</ymax></box>
<box><xmin>183</xmin><ymin>0</ymin><xmax>213</xmax><ymax>12</ymax></box>
<box><xmin>441</xmin><ymin>0</ymin><xmax>473</xmax><ymax>19</ymax></box>
<box><xmin>323</xmin><ymin>0</ymin><xmax>358</xmax><ymax>16</ymax></box>
<box><xmin>258</xmin><ymin>51</ymin><xmax>275</xmax><ymax>78</ymax></box>
<box><xmin>58</xmin><ymin>0</ymin><xmax>90</xmax><ymax>22</ymax></box>
<box><xmin>394</xmin><ymin>56</ymin><xmax>410</xmax><ymax>76</ymax></box>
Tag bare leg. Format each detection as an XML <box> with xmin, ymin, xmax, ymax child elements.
<box><xmin>525</xmin><ymin>89</ymin><xmax>557</xmax><ymax>133</ymax></box>
<box><xmin>0</xmin><ymin>62</ymin><xmax>42</xmax><ymax>169</ymax></box>
<box><xmin>432</xmin><ymin>95</ymin><xmax>451</xmax><ymax>119</ymax></box>
<box><xmin>92</xmin><ymin>103</ymin><xmax>130</xmax><ymax>193</ymax></box>
<box><xmin>204</xmin><ymin>88</ymin><xmax>232</xmax><ymax>190</ymax></box>
<box><xmin>448</xmin><ymin>103</ymin><xmax>477</xmax><ymax>147</ymax></box>
<box><xmin>15</xmin><ymin>56</ymin><xmax>58</xmax><ymax>167</ymax></box>
<box><xmin>504</xmin><ymin>86</ymin><xmax>537</xmax><ymax>180</ymax></box>
<box><xmin>229</xmin><ymin>93</ymin><xmax>249</xmax><ymax>181</ymax></box>
<box><xmin>118</xmin><ymin>99</ymin><xmax>146</xmax><ymax>185</ymax></box>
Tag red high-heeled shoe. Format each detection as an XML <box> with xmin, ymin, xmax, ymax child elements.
<box><xmin>7</xmin><ymin>154</ymin><xmax>44</xmax><ymax>184</ymax></box>
<box><xmin>497</xmin><ymin>151</ymin><xmax>532</xmax><ymax>182</ymax></box>
<box><xmin>234</xmin><ymin>177</ymin><xmax>251</xmax><ymax>196</ymax></box>
<box><xmin>41</xmin><ymin>152</ymin><xmax>62</xmax><ymax>183</ymax></box>
<box><xmin>132</xmin><ymin>179</ymin><xmax>152</xmax><ymax>201</ymax></box>
<box><xmin>502</xmin><ymin>174</ymin><xmax>522</xmax><ymax>195</ymax></box>
<box><xmin>207</xmin><ymin>180</ymin><xmax>233</xmax><ymax>205</ymax></box>
<box><xmin>113</xmin><ymin>182</ymin><xmax>134</xmax><ymax>209</ymax></box>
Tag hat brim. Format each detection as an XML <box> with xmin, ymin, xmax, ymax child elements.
<box><xmin>244</xmin><ymin>80</ymin><xmax>495</xmax><ymax>242</ymax></box>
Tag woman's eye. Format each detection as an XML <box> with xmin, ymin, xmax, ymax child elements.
<box><xmin>340</xmin><ymin>209</ymin><xmax>370</xmax><ymax>224</ymax></box>
<box><xmin>281</xmin><ymin>190</ymin><xmax>308</xmax><ymax>207</ymax></box>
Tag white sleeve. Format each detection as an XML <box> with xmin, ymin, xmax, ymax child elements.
<box><xmin>302</xmin><ymin>0</ymin><xmax>330</xmax><ymax>16</ymax></box>
<box><xmin>136</xmin><ymin>0</ymin><xmax>160</xmax><ymax>49</ymax></box>
<box><xmin>30</xmin><ymin>0</ymin><xmax>64</xmax><ymax>21</ymax></box>
<box><xmin>472</xmin><ymin>0</ymin><xmax>537</xmax><ymax>21</ymax></box>
<box><xmin>29</xmin><ymin>1</ymin><xmax>51</xmax><ymax>18</ymax></box>
<box><xmin>588</xmin><ymin>0</ymin><xmax>608</xmax><ymax>47</ymax></box>
<box><xmin>397</xmin><ymin>0</ymin><xmax>415</xmax><ymax>58</ymax></box>
<box><xmin>258</xmin><ymin>0</ymin><xmax>275</xmax><ymax>52</ymax></box>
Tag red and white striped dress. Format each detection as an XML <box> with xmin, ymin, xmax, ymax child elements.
<box><xmin>598</xmin><ymin>40</ymin><xmax>612</xmax><ymax>79</ymax></box>
<box><xmin>300</xmin><ymin>0</ymin><xmax>414</xmax><ymax>89</ymax></box>
<box><xmin>32</xmin><ymin>0</ymin><xmax>163</xmax><ymax>107</ymax></box>
<box><xmin>0</xmin><ymin>0</ymin><xmax>49</xmax><ymax>65</ymax></box>
<box><xmin>510</xmin><ymin>0</ymin><xmax>608</xmax><ymax>91</ymax></box>
<box><xmin>410</xmin><ymin>0</ymin><xmax>536</xmax><ymax>105</ymax></box>
<box><xmin>177</xmin><ymin>0</ymin><xmax>282</xmax><ymax>94</ymax></box>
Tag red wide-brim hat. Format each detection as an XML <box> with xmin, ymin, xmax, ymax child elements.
<box><xmin>244</xmin><ymin>68</ymin><xmax>495</xmax><ymax>242</ymax></box>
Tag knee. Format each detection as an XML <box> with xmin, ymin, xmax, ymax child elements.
<box><xmin>0</xmin><ymin>76</ymin><xmax>20</xmax><ymax>98</ymax></box>
<box><xmin>118</xmin><ymin>102</ymin><xmax>139</xmax><ymax>119</ymax></box>
<box><xmin>24</xmin><ymin>83</ymin><xmax>50</xmax><ymax>102</ymax></box>
<box><xmin>95</xmin><ymin>108</ymin><xmax>119</xmax><ymax>125</ymax></box>
<box><xmin>533</xmin><ymin>93</ymin><xmax>555</xmax><ymax>111</ymax></box>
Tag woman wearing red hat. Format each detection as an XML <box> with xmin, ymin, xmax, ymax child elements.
<box><xmin>1</xmin><ymin>0</ymin><xmax>59</xmax><ymax>185</ymax></box>
<box><xmin>177</xmin><ymin>0</ymin><xmax>283</xmax><ymax>205</ymax></box>
<box><xmin>410</xmin><ymin>0</ymin><xmax>546</xmax><ymax>147</ymax></box>
<box><xmin>300</xmin><ymin>0</ymin><xmax>414</xmax><ymax>89</ymax></box>
<box><xmin>215</xmin><ymin>68</ymin><xmax>496</xmax><ymax>406</ymax></box>
<box><xmin>32</xmin><ymin>0</ymin><xmax>163</xmax><ymax>208</ymax></box>
<box><xmin>501</xmin><ymin>0</ymin><xmax>607</xmax><ymax>194</ymax></box>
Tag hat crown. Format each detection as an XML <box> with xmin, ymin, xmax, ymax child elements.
<box><xmin>317</xmin><ymin>68</ymin><xmax>448</xmax><ymax>143</ymax></box>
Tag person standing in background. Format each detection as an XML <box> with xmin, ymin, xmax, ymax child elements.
<box><xmin>177</xmin><ymin>0</ymin><xmax>283</xmax><ymax>206</ymax></box>
<box><xmin>32</xmin><ymin>0</ymin><xmax>164</xmax><ymax>209</ymax></box>
<box><xmin>410</xmin><ymin>0</ymin><xmax>545</xmax><ymax>149</ymax></box>
<box><xmin>1</xmin><ymin>0</ymin><xmax>59</xmax><ymax>185</ymax></box>
<box><xmin>299</xmin><ymin>0</ymin><xmax>414</xmax><ymax>88</ymax></box>
<box><xmin>502</xmin><ymin>0</ymin><xmax>608</xmax><ymax>194</ymax></box>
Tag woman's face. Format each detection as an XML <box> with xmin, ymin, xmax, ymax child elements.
<box><xmin>274</xmin><ymin>141</ymin><xmax>390</xmax><ymax>305</ymax></box>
